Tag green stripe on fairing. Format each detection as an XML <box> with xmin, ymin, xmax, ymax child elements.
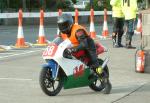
<box><xmin>63</xmin><ymin>69</ymin><xmax>94</xmax><ymax>89</ymax></box>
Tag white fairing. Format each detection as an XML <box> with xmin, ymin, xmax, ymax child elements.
<box><xmin>42</xmin><ymin>39</ymin><xmax>86</xmax><ymax>76</ymax></box>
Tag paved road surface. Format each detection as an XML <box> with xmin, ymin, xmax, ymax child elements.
<box><xmin>0</xmin><ymin>25</ymin><xmax>150</xmax><ymax>103</ymax></box>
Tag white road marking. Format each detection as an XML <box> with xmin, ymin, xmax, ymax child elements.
<box><xmin>0</xmin><ymin>77</ymin><xmax>32</xmax><ymax>81</ymax></box>
<box><xmin>0</xmin><ymin>53</ymin><xmax>14</xmax><ymax>54</ymax></box>
<box><xmin>0</xmin><ymin>49</ymin><xmax>42</xmax><ymax>59</ymax></box>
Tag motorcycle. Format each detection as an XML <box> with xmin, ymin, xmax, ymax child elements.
<box><xmin>39</xmin><ymin>37</ymin><xmax>112</xmax><ymax>96</ymax></box>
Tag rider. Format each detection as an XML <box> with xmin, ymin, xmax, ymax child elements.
<box><xmin>57</xmin><ymin>13</ymin><xmax>104</xmax><ymax>76</ymax></box>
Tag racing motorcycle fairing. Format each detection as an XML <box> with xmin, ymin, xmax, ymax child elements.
<box><xmin>42</xmin><ymin>38</ymin><xmax>88</xmax><ymax>76</ymax></box>
<box><xmin>42</xmin><ymin>60</ymin><xmax>59</xmax><ymax>80</ymax></box>
<box><xmin>40</xmin><ymin>37</ymin><xmax>111</xmax><ymax>95</ymax></box>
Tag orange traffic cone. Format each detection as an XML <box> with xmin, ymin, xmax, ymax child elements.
<box><xmin>102</xmin><ymin>9</ymin><xmax>109</xmax><ymax>38</ymax></box>
<box><xmin>57</xmin><ymin>9</ymin><xmax>62</xmax><ymax>35</ymax></box>
<box><xmin>15</xmin><ymin>9</ymin><xmax>29</xmax><ymax>48</ymax></box>
<box><xmin>136</xmin><ymin>50</ymin><xmax>145</xmax><ymax>73</ymax></box>
<box><xmin>90</xmin><ymin>8</ymin><xmax>96</xmax><ymax>39</ymax></box>
<box><xmin>36</xmin><ymin>9</ymin><xmax>47</xmax><ymax>46</ymax></box>
<box><xmin>74</xmin><ymin>8</ymin><xmax>79</xmax><ymax>25</ymax></box>
<box><xmin>136</xmin><ymin>13</ymin><xmax>142</xmax><ymax>34</ymax></box>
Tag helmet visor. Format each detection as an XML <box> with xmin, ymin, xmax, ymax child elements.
<box><xmin>58</xmin><ymin>21</ymin><xmax>70</xmax><ymax>34</ymax></box>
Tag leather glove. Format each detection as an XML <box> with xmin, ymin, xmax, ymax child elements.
<box><xmin>63</xmin><ymin>48</ymin><xmax>72</xmax><ymax>59</ymax></box>
<box><xmin>64</xmin><ymin>47</ymin><xmax>77</xmax><ymax>59</ymax></box>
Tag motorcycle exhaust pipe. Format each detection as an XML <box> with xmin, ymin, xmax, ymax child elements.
<box><xmin>101</xmin><ymin>57</ymin><xmax>109</xmax><ymax>69</ymax></box>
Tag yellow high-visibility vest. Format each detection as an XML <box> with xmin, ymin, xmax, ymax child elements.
<box><xmin>110</xmin><ymin>0</ymin><xmax>124</xmax><ymax>18</ymax></box>
<box><xmin>121</xmin><ymin>0</ymin><xmax>138</xmax><ymax>20</ymax></box>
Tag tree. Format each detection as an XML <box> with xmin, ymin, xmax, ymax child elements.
<box><xmin>56</xmin><ymin>0</ymin><xmax>74</xmax><ymax>11</ymax></box>
<box><xmin>85</xmin><ymin>0</ymin><xmax>111</xmax><ymax>11</ymax></box>
<box><xmin>23</xmin><ymin>0</ymin><xmax>27</xmax><ymax>11</ymax></box>
<box><xmin>71</xmin><ymin>0</ymin><xmax>77</xmax><ymax>4</ymax></box>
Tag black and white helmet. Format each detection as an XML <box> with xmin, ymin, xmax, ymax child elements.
<box><xmin>57</xmin><ymin>13</ymin><xmax>73</xmax><ymax>34</ymax></box>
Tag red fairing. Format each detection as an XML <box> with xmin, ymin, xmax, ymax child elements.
<box><xmin>95</xmin><ymin>42</ymin><xmax>105</xmax><ymax>55</ymax></box>
<box><xmin>72</xmin><ymin>42</ymin><xmax>104</xmax><ymax>64</ymax></box>
<box><xmin>72</xmin><ymin>50</ymin><xmax>90</xmax><ymax>64</ymax></box>
<box><xmin>72</xmin><ymin>50</ymin><xmax>85</xmax><ymax>58</ymax></box>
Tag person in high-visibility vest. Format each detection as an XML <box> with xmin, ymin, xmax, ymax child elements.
<box><xmin>110</xmin><ymin>0</ymin><xmax>124</xmax><ymax>48</ymax></box>
<box><xmin>121</xmin><ymin>0</ymin><xmax>138</xmax><ymax>48</ymax></box>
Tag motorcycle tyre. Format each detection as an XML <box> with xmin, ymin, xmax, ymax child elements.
<box><xmin>89</xmin><ymin>59</ymin><xmax>109</xmax><ymax>91</ymax></box>
<box><xmin>39</xmin><ymin>67</ymin><xmax>63</xmax><ymax>96</ymax></box>
<box><xmin>103</xmin><ymin>79</ymin><xmax>112</xmax><ymax>94</ymax></box>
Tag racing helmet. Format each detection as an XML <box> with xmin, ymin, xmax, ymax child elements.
<box><xmin>57</xmin><ymin>13</ymin><xmax>73</xmax><ymax>35</ymax></box>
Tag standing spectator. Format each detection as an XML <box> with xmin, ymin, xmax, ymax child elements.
<box><xmin>110</xmin><ymin>0</ymin><xmax>124</xmax><ymax>47</ymax></box>
<box><xmin>121</xmin><ymin>0</ymin><xmax>138</xmax><ymax>48</ymax></box>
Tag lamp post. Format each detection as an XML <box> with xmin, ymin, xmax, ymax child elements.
<box><xmin>90</xmin><ymin>0</ymin><xmax>93</xmax><ymax>8</ymax></box>
<box><xmin>146</xmin><ymin>0</ymin><xmax>150</xmax><ymax>8</ymax></box>
<box><xmin>39</xmin><ymin>0</ymin><xmax>46</xmax><ymax>10</ymax></box>
<box><xmin>22</xmin><ymin>0</ymin><xmax>27</xmax><ymax>11</ymax></box>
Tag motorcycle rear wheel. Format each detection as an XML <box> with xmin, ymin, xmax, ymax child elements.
<box><xmin>39</xmin><ymin>67</ymin><xmax>63</xmax><ymax>96</ymax></box>
<box><xmin>89</xmin><ymin>59</ymin><xmax>109</xmax><ymax>91</ymax></box>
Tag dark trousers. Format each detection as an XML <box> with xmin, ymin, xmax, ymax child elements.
<box><xmin>79</xmin><ymin>37</ymin><xmax>99</xmax><ymax>69</ymax></box>
<box><xmin>112</xmin><ymin>17</ymin><xmax>124</xmax><ymax>45</ymax></box>
<box><xmin>124</xmin><ymin>19</ymin><xmax>135</xmax><ymax>46</ymax></box>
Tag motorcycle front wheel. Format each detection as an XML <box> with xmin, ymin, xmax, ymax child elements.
<box><xmin>39</xmin><ymin>67</ymin><xmax>63</xmax><ymax>96</ymax></box>
<box><xmin>89</xmin><ymin>59</ymin><xmax>109</xmax><ymax>91</ymax></box>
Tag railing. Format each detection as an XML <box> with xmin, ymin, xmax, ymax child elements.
<box><xmin>0</xmin><ymin>11</ymin><xmax>112</xmax><ymax>19</ymax></box>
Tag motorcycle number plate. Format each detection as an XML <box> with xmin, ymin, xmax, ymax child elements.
<box><xmin>42</xmin><ymin>43</ymin><xmax>58</xmax><ymax>57</ymax></box>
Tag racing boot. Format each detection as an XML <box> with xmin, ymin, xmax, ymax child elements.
<box><xmin>88</xmin><ymin>60</ymin><xmax>103</xmax><ymax>81</ymax></box>
<box><xmin>88</xmin><ymin>62</ymin><xmax>112</xmax><ymax>94</ymax></box>
<box><xmin>88</xmin><ymin>64</ymin><xmax>103</xmax><ymax>81</ymax></box>
<box><xmin>88</xmin><ymin>66</ymin><xmax>104</xmax><ymax>82</ymax></box>
<box><xmin>96</xmin><ymin>66</ymin><xmax>103</xmax><ymax>75</ymax></box>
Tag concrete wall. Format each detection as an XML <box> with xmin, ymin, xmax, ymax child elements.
<box><xmin>141</xmin><ymin>10</ymin><xmax>150</xmax><ymax>73</ymax></box>
<box><xmin>145</xmin><ymin>49</ymin><xmax>150</xmax><ymax>73</ymax></box>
